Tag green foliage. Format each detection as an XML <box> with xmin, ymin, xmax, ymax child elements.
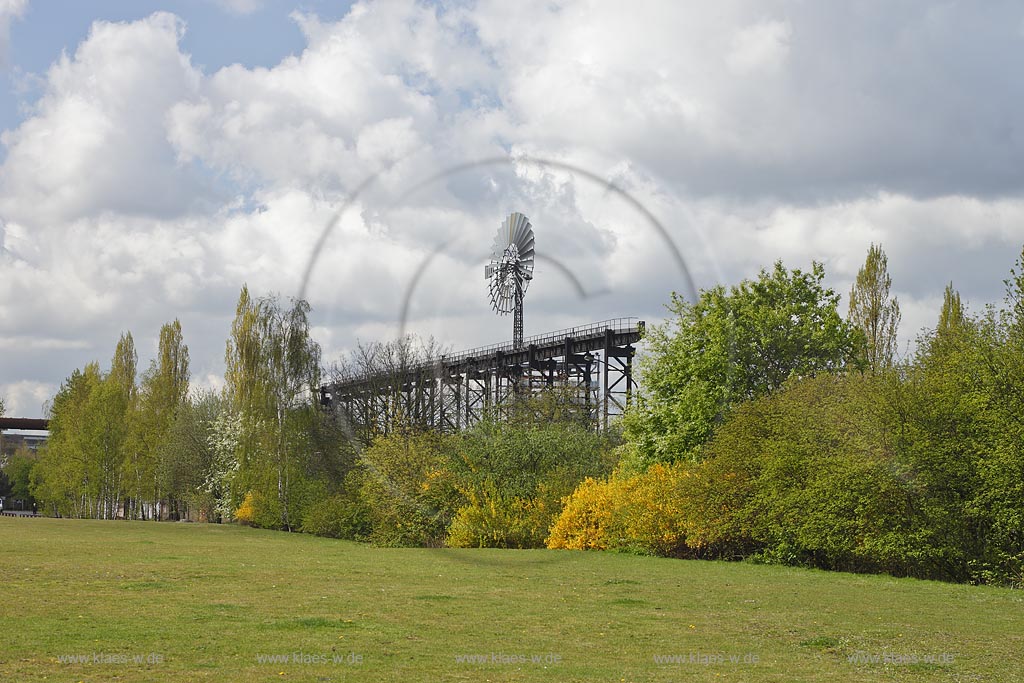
<box><xmin>936</xmin><ymin>283</ymin><xmax>966</xmax><ymax>343</ymax></box>
<box><xmin>31</xmin><ymin>364</ymin><xmax>100</xmax><ymax>516</ymax></box>
<box><xmin>3</xmin><ymin>445</ymin><xmax>38</xmax><ymax>508</ymax></box>
<box><xmin>32</xmin><ymin>323</ymin><xmax>197</xmax><ymax>520</ymax></box>
<box><xmin>121</xmin><ymin>320</ymin><xmax>192</xmax><ymax>519</ymax></box>
<box><xmin>1005</xmin><ymin>244</ymin><xmax>1024</xmax><ymax>330</ymax></box>
<box><xmin>357</xmin><ymin>429</ymin><xmax>462</xmax><ymax>547</ymax></box>
<box><xmin>915</xmin><ymin>300</ymin><xmax>1024</xmax><ymax>585</ymax></box>
<box><xmin>444</xmin><ymin>393</ymin><xmax>618</xmax><ymax>548</ymax></box>
<box><xmin>224</xmin><ymin>286</ymin><xmax>324</xmax><ymax>530</ymax></box>
<box><xmin>624</xmin><ymin>260</ymin><xmax>861</xmax><ymax>467</ymax></box>
<box><xmin>704</xmin><ymin>373</ymin><xmax>938</xmax><ymax>575</ymax></box>
<box><xmin>161</xmin><ymin>389</ymin><xmax>221</xmax><ymax>520</ymax></box>
<box><xmin>300</xmin><ymin>491</ymin><xmax>372</xmax><ymax>540</ymax></box>
<box><xmin>848</xmin><ymin>243</ymin><xmax>901</xmax><ymax>371</ymax></box>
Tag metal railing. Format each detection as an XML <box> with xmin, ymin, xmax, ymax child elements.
<box><xmin>325</xmin><ymin>318</ymin><xmax>643</xmax><ymax>388</ymax></box>
<box><xmin>442</xmin><ymin>317</ymin><xmax>642</xmax><ymax>363</ymax></box>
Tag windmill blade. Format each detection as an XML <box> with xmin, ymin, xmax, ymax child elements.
<box><xmin>485</xmin><ymin>211</ymin><xmax>536</xmax><ymax>316</ymax></box>
<box><xmin>518</xmin><ymin>234</ymin><xmax>535</xmax><ymax>259</ymax></box>
<box><xmin>513</xmin><ymin>213</ymin><xmax>530</xmax><ymax>247</ymax></box>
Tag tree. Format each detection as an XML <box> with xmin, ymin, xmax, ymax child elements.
<box><xmin>328</xmin><ymin>335</ymin><xmax>447</xmax><ymax>444</ymax></box>
<box><xmin>848</xmin><ymin>243</ymin><xmax>901</xmax><ymax>371</ymax></box>
<box><xmin>3</xmin><ymin>444</ymin><xmax>38</xmax><ymax>510</ymax></box>
<box><xmin>132</xmin><ymin>320</ymin><xmax>190</xmax><ymax>519</ymax></box>
<box><xmin>937</xmin><ymin>283</ymin><xmax>966</xmax><ymax>339</ymax></box>
<box><xmin>31</xmin><ymin>364</ymin><xmax>103</xmax><ymax>517</ymax></box>
<box><xmin>224</xmin><ymin>286</ymin><xmax>323</xmax><ymax>530</ymax></box>
<box><xmin>624</xmin><ymin>260</ymin><xmax>861</xmax><ymax>467</ymax></box>
<box><xmin>162</xmin><ymin>388</ymin><xmax>221</xmax><ymax>520</ymax></box>
<box><xmin>1005</xmin><ymin>245</ymin><xmax>1024</xmax><ymax>330</ymax></box>
<box><xmin>83</xmin><ymin>333</ymin><xmax>137</xmax><ymax>519</ymax></box>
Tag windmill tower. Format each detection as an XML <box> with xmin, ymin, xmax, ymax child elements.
<box><xmin>484</xmin><ymin>212</ymin><xmax>535</xmax><ymax>348</ymax></box>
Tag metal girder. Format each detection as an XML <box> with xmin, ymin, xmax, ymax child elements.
<box><xmin>321</xmin><ymin>319</ymin><xmax>643</xmax><ymax>440</ymax></box>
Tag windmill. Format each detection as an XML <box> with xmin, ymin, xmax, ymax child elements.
<box><xmin>485</xmin><ymin>212</ymin><xmax>535</xmax><ymax>349</ymax></box>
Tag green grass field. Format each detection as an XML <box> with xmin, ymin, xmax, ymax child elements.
<box><xmin>1</xmin><ymin>518</ymin><xmax>1021</xmax><ymax>682</ymax></box>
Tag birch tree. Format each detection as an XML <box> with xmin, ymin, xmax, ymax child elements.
<box><xmin>225</xmin><ymin>286</ymin><xmax>322</xmax><ymax>530</ymax></box>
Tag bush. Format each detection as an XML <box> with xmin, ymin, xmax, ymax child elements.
<box><xmin>300</xmin><ymin>494</ymin><xmax>371</xmax><ymax>540</ymax></box>
<box><xmin>447</xmin><ymin>397</ymin><xmax>618</xmax><ymax>548</ymax></box>
<box><xmin>547</xmin><ymin>463</ymin><xmax>695</xmax><ymax>556</ymax></box>
<box><xmin>446</xmin><ymin>488</ymin><xmax>550</xmax><ymax>548</ymax></box>
<box><xmin>234</xmin><ymin>491</ymin><xmax>257</xmax><ymax>526</ymax></box>
<box><xmin>357</xmin><ymin>429</ymin><xmax>463</xmax><ymax>547</ymax></box>
<box><xmin>697</xmin><ymin>373</ymin><xmax>942</xmax><ymax>576</ymax></box>
<box><xmin>545</xmin><ymin>476</ymin><xmax>619</xmax><ymax>550</ymax></box>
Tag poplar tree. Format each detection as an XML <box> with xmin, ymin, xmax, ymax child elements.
<box><xmin>1005</xmin><ymin>245</ymin><xmax>1024</xmax><ymax>333</ymax></box>
<box><xmin>848</xmin><ymin>243</ymin><xmax>901</xmax><ymax>371</ymax></box>
<box><xmin>937</xmin><ymin>283</ymin><xmax>966</xmax><ymax>338</ymax></box>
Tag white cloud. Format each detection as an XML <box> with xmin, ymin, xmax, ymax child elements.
<box><xmin>2</xmin><ymin>2</ymin><xmax>1024</xmax><ymax>418</ymax></box>
<box><xmin>726</xmin><ymin>19</ymin><xmax>792</xmax><ymax>74</ymax></box>
<box><xmin>0</xmin><ymin>12</ymin><xmax>208</xmax><ymax>226</ymax></box>
<box><xmin>213</xmin><ymin>0</ymin><xmax>262</xmax><ymax>15</ymax></box>
<box><xmin>0</xmin><ymin>379</ymin><xmax>54</xmax><ymax>417</ymax></box>
<box><xmin>0</xmin><ymin>0</ymin><xmax>27</xmax><ymax>67</ymax></box>
<box><xmin>0</xmin><ymin>336</ymin><xmax>89</xmax><ymax>350</ymax></box>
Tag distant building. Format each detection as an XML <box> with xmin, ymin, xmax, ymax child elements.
<box><xmin>0</xmin><ymin>432</ymin><xmax>48</xmax><ymax>459</ymax></box>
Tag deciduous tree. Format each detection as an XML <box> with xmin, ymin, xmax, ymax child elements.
<box><xmin>848</xmin><ymin>243</ymin><xmax>901</xmax><ymax>371</ymax></box>
<box><xmin>624</xmin><ymin>260</ymin><xmax>861</xmax><ymax>467</ymax></box>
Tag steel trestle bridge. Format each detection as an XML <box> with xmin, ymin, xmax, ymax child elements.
<box><xmin>319</xmin><ymin>318</ymin><xmax>644</xmax><ymax>438</ymax></box>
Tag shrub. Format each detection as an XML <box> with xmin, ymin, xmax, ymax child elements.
<box><xmin>234</xmin><ymin>491</ymin><xmax>257</xmax><ymax>526</ymax></box>
<box><xmin>300</xmin><ymin>494</ymin><xmax>371</xmax><ymax>540</ymax></box>
<box><xmin>357</xmin><ymin>429</ymin><xmax>463</xmax><ymax>547</ymax></box>
<box><xmin>547</xmin><ymin>463</ymin><xmax>695</xmax><ymax>556</ymax></box>
<box><xmin>447</xmin><ymin>397</ymin><xmax>618</xmax><ymax>548</ymax></box>
<box><xmin>545</xmin><ymin>476</ymin><xmax>619</xmax><ymax>550</ymax></box>
<box><xmin>446</xmin><ymin>488</ymin><xmax>550</xmax><ymax>548</ymax></box>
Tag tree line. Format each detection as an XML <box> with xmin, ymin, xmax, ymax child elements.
<box><xmin>551</xmin><ymin>245</ymin><xmax>1024</xmax><ymax>585</ymax></box>
<box><xmin>5</xmin><ymin>245</ymin><xmax>1023</xmax><ymax>585</ymax></box>
<box><xmin>20</xmin><ymin>287</ymin><xmax>346</xmax><ymax>525</ymax></box>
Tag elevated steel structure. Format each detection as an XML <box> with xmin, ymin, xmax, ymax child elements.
<box><xmin>320</xmin><ymin>318</ymin><xmax>643</xmax><ymax>440</ymax></box>
<box><xmin>0</xmin><ymin>418</ymin><xmax>49</xmax><ymax>431</ymax></box>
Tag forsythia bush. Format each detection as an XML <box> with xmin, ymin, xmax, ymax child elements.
<box><xmin>547</xmin><ymin>463</ymin><xmax>696</xmax><ymax>556</ymax></box>
<box><xmin>446</xmin><ymin>491</ymin><xmax>550</xmax><ymax>548</ymax></box>
<box><xmin>234</xmin><ymin>491</ymin><xmax>257</xmax><ymax>525</ymax></box>
<box><xmin>545</xmin><ymin>477</ymin><xmax>618</xmax><ymax>550</ymax></box>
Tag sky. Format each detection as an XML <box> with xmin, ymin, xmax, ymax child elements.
<box><xmin>2</xmin><ymin>0</ymin><xmax>1024</xmax><ymax>418</ymax></box>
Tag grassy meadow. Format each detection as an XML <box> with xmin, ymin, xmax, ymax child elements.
<box><xmin>1</xmin><ymin>517</ymin><xmax>1021</xmax><ymax>682</ymax></box>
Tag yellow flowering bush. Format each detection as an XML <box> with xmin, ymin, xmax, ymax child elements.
<box><xmin>234</xmin><ymin>491</ymin><xmax>257</xmax><ymax>526</ymax></box>
<box><xmin>547</xmin><ymin>463</ymin><xmax>695</xmax><ymax>555</ymax></box>
<box><xmin>446</xmin><ymin>491</ymin><xmax>550</xmax><ymax>548</ymax></box>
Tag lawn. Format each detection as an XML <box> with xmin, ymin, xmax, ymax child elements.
<box><xmin>1</xmin><ymin>518</ymin><xmax>1021</xmax><ymax>682</ymax></box>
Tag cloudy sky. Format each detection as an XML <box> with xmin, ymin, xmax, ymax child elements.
<box><xmin>2</xmin><ymin>0</ymin><xmax>1023</xmax><ymax>418</ymax></box>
